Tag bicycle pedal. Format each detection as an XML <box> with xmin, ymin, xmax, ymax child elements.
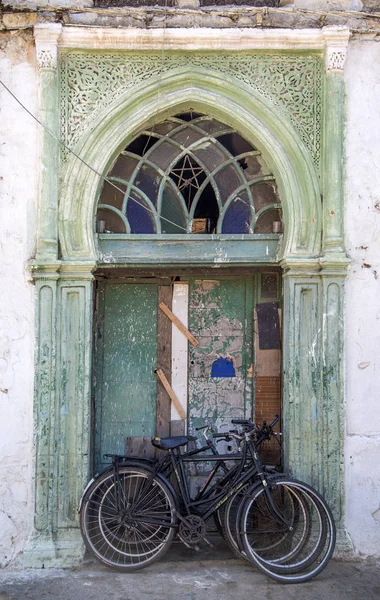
<box><xmin>178</xmin><ymin>535</ymin><xmax>192</xmax><ymax>549</ymax></box>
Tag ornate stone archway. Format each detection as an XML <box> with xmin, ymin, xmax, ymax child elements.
<box><xmin>28</xmin><ymin>24</ymin><xmax>350</xmax><ymax>566</ymax></box>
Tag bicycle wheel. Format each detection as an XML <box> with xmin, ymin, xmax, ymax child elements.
<box><xmin>222</xmin><ymin>485</ymin><xmax>251</xmax><ymax>560</ymax></box>
<box><xmin>80</xmin><ymin>466</ymin><xmax>178</xmax><ymax>571</ymax></box>
<box><xmin>223</xmin><ymin>478</ymin><xmax>308</xmax><ymax>563</ymax></box>
<box><xmin>239</xmin><ymin>478</ymin><xmax>336</xmax><ymax>583</ymax></box>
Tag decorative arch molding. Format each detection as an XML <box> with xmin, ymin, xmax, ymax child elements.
<box><xmin>60</xmin><ymin>69</ymin><xmax>321</xmax><ymax>263</ymax></box>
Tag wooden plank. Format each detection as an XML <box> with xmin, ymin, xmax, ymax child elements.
<box><xmin>159</xmin><ymin>302</ymin><xmax>199</xmax><ymax>347</ymax></box>
<box><xmin>171</xmin><ymin>420</ymin><xmax>186</xmax><ymax>436</ymax></box>
<box><xmin>155</xmin><ymin>368</ymin><xmax>187</xmax><ymax>421</ymax></box>
<box><xmin>125</xmin><ymin>436</ymin><xmax>156</xmax><ymax>459</ymax></box>
<box><xmin>156</xmin><ymin>286</ymin><xmax>172</xmax><ymax>437</ymax></box>
<box><xmin>171</xmin><ymin>283</ymin><xmax>189</xmax><ymax>425</ymax></box>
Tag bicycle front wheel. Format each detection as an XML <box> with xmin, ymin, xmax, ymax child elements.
<box><xmin>80</xmin><ymin>466</ymin><xmax>178</xmax><ymax>571</ymax></box>
<box><xmin>239</xmin><ymin>478</ymin><xmax>336</xmax><ymax>583</ymax></box>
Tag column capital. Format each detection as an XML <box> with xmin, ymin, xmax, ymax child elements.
<box><xmin>59</xmin><ymin>261</ymin><xmax>97</xmax><ymax>281</ymax></box>
<box><xmin>325</xmin><ymin>46</ymin><xmax>348</xmax><ymax>75</ymax></box>
<box><xmin>30</xmin><ymin>260</ymin><xmax>61</xmax><ymax>282</ymax></box>
<box><xmin>30</xmin><ymin>260</ymin><xmax>96</xmax><ymax>282</ymax></box>
<box><xmin>322</xmin><ymin>27</ymin><xmax>350</xmax><ymax>75</ymax></box>
<box><xmin>34</xmin><ymin>24</ymin><xmax>62</xmax><ymax>71</ymax></box>
<box><xmin>280</xmin><ymin>257</ymin><xmax>321</xmax><ymax>277</ymax></box>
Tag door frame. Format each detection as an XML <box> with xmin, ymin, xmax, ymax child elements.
<box><xmin>28</xmin><ymin>25</ymin><xmax>350</xmax><ymax>567</ymax></box>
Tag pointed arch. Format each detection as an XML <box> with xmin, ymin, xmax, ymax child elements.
<box><xmin>59</xmin><ymin>68</ymin><xmax>321</xmax><ymax>262</ymax></box>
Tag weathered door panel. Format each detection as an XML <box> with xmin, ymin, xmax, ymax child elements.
<box><xmin>94</xmin><ymin>282</ymin><xmax>158</xmax><ymax>471</ymax></box>
<box><xmin>187</xmin><ymin>278</ymin><xmax>255</xmax><ymax>433</ymax></box>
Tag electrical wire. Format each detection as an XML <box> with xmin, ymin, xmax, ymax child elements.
<box><xmin>0</xmin><ymin>78</ymin><xmax>188</xmax><ymax>233</ymax></box>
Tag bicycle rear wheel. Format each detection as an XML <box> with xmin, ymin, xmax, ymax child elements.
<box><xmin>239</xmin><ymin>478</ymin><xmax>336</xmax><ymax>583</ymax></box>
<box><xmin>80</xmin><ymin>466</ymin><xmax>177</xmax><ymax>571</ymax></box>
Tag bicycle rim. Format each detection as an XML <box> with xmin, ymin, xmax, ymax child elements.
<box><xmin>240</xmin><ymin>479</ymin><xmax>336</xmax><ymax>583</ymax></box>
<box><xmin>80</xmin><ymin>466</ymin><xmax>177</xmax><ymax>571</ymax></box>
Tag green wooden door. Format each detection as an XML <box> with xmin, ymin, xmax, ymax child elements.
<box><xmin>94</xmin><ymin>282</ymin><xmax>158</xmax><ymax>472</ymax></box>
<box><xmin>94</xmin><ymin>276</ymin><xmax>258</xmax><ymax>471</ymax></box>
<box><xmin>187</xmin><ymin>277</ymin><xmax>255</xmax><ymax>434</ymax></box>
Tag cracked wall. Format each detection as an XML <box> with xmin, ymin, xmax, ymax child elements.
<box><xmin>0</xmin><ymin>31</ymin><xmax>37</xmax><ymax>567</ymax></box>
<box><xmin>344</xmin><ymin>39</ymin><xmax>380</xmax><ymax>556</ymax></box>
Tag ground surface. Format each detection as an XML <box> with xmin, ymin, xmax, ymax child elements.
<box><xmin>0</xmin><ymin>538</ymin><xmax>379</xmax><ymax>600</ymax></box>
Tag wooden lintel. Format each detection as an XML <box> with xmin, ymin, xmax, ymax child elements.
<box><xmin>155</xmin><ymin>368</ymin><xmax>187</xmax><ymax>421</ymax></box>
<box><xmin>159</xmin><ymin>302</ymin><xmax>199</xmax><ymax>347</ymax></box>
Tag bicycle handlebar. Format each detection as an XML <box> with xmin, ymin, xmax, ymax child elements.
<box><xmin>231</xmin><ymin>415</ymin><xmax>280</xmax><ymax>430</ymax></box>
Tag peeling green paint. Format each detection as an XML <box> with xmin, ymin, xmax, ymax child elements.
<box><xmin>94</xmin><ymin>282</ymin><xmax>158</xmax><ymax>472</ymax></box>
<box><xmin>188</xmin><ymin>277</ymin><xmax>254</xmax><ymax>434</ymax></box>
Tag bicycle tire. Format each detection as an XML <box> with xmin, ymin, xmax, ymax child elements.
<box><xmin>222</xmin><ymin>477</ymin><xmax>309</xmax><ymax>563</ymax></box>
<box><xmin>239</xmin><ymin>478</ymin><xmax>336</xmax><ymax>583</ymax></box>
<box><xmin>80</xmin><ymin>466</ymin><xmax>178</xmax><ymax>571</ymax></box>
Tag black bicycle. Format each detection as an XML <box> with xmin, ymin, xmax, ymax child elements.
<box><xmin>79</xmin><ymin>417</ymin><xmax>336</xmax><ymax>583</ymax></box>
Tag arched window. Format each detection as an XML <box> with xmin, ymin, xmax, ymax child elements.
<box><xmin>97</xmin><ymin>112</ymin><xmax>282</xmax><ymax>235</ymax></box>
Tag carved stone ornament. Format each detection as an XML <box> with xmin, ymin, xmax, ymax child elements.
<box><xmin>60</xmin><ymin>52</ymin><xmax>322</xmax><ymax>170</ymax></box>
<box><xmin>34</xmin><ymin>24</ymin><xmax>62</xmax><ymax>72</ymax></box>
<box><xmin>326</xmin><ymin>47</ymin><xmax>347</xmax><ymax>73</ymax></box>
<box><xmin>37</xmin><ymin>48</ymin><xmax>57</xmax><ymax>71</ymax></box>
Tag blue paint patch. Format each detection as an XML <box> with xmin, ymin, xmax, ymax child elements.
<box><xmin>211</xmin><ymin>357</ymin><xmax>235</xmax><ymax>377</ymax></box>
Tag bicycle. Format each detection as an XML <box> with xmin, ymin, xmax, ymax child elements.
<box><xmin>79</xmin><ymin>417</ymin><xmax>335</xmax><ymax>582</ymax></box>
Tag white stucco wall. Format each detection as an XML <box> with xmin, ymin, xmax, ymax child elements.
<box><xmin>0</xmin><ymin>32</ymin><xmax>37</xmax><ymax>567</ymax></box>
<box><xmin>344</xmin><ymin>39</ymin><xmax>380</xmax><ymax>556</ymax></box>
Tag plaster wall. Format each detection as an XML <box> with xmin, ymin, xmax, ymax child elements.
<box><xmin>0</xmin><ymin>32</ymin><xmax>37</xmax><ymax>567</ymax></box>
<box><xmin>344</xmin><ymin>39</ymin><xmax>380</xmax><ymax>556</ymax></box>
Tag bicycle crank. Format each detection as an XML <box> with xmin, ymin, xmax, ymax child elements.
<box><xmin>178</xmin><ymin>514</ymin><xmax>207</xmax><ymax>548</ymax></box>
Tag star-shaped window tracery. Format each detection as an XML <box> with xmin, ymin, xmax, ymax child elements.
<box><xmin>170</xmin><ymin>155</ymin><xmax>206</xmax><ymax>208</ymax></box>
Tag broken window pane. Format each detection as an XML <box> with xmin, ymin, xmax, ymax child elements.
<box><xmin>97</xmin><ymin>112</ymin><xmax>281</xmax><ymax>235</ymax></box>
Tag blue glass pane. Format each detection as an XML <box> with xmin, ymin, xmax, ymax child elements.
<box><xmin>222</xmin><ymin>194</ymin><xmax>251</xmax><ymax>234</ymax></box>
<box><xmin>126</xmin><ymin>195</ymin><xmax>156</xmax><ymax>234</ymax></box>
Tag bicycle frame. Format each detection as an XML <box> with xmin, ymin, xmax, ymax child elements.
<box><xmin>127</xmin><ymin>435</ymin><xmax>287</xmax><ymax>529</ymax></box>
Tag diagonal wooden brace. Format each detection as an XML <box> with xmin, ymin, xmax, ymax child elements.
<box><xmin>155</xmin><ymin>368</ymin><xmax>187</xmax><ymax>421</ymax></box>
<box><xmin>159</xmin><ymin>302</ymin><xmax>199</xmax><ymax>347</ymax></box>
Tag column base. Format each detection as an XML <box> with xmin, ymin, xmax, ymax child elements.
<box><xmin>335</xmin><ymin>524</ymin><xmax>355</xmax><ymax>558</ymax></box>
<box><xmin>19</xmin><ymin>529</ymin><xmax>85</xmax><ymax>569</ymax></box>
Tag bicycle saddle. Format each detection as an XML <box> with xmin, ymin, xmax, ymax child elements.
<box><xmin>151</xmin><ymin>436</ymin><xmax>196</xmax><ymax>451</ymax></box>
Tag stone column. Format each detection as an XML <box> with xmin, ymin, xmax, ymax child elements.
<box><xmin>320</xmin><ymin>263</ymin><xmax>346</xmax><ymax>523</ymax></box>
<box><xmin>32</xmin><ymin>267</ymin><xmax>60</xmax><ymax>543</ymax></box>
<box><xmin>282</xmin><ymin>36</ymin><xmax>350</xmax><ymax>542</ymax></box>
<box><xmin>322</xmin><ymin>42</ymin><xmax>348</xmax><ymax>259</ymax></box>
<box><xmin>282</xmin><ymin>262</ymin><xmax>323</xmax><ymax>490</ymax></box>
<box><xmin>34</xmin><ymin>24</ymin><xmax>62</xmax><ymax>261</ymax></box>
<box><xmin>25</xmin><ymin>264</ymin><xmax>94</xmax><ymax>567</ymax></box>
<box><xmin>55</xmin><ymin>266</ymin><xmax>94</xmax><ymax>541</ymax></box>
<box><xmin>22</xmin><ymin>264</ymin><xmax>61</xmax><ymax>566</ymax></box>
<box><xmin>282</xmin><ymin>259</ymin><xmax>348</xmax><ymax>541</ymax></box>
